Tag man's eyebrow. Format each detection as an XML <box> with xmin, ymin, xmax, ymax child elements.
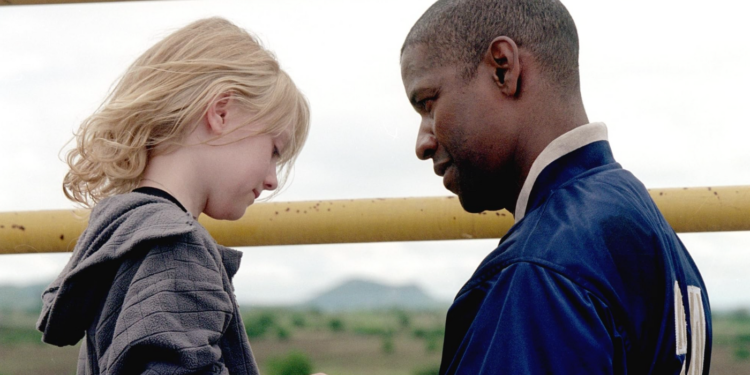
<box><xmin>408</xmin><ymin>87</ymin><xmax>435</xmax><ymax>107</ymax></box>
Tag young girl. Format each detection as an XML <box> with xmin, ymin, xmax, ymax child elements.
<box><xmin>36</xmin><ymin>17</ymin><xmax>309</xmax><ymax>375</ymax></box>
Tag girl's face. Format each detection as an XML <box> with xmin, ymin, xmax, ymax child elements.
<box><xmin>200</xmin><ymin>106</ymin><xmax>291</xmax><ymax>221</ymax></box>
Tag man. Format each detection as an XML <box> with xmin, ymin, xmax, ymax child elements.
<box><xmin>400</xmin><ymin>1</ymin><xmax>711</xmax><ymax>374</ymax></box>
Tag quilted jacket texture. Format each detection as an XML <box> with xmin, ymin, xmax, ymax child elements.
<box><xmin>36</xmin><ymin>192</ymin><xmax>260</xmax><ymax>375</ymax></box>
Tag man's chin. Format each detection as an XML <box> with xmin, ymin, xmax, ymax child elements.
<box><xmin>457</xmin><ymin>192</ymin><xmax>506</xmax><ymax>214</ymax></box>
<box><xmin>457</xmin><ymin>194</ymin><xmax>488</xmax><ymax>214</ymax></box>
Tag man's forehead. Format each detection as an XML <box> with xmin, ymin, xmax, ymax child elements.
<box><xmin>400</xmin><ymin>46</ymin><xmax>424</xmax><ymax>79</ymax></box>
<box><xmin>401</xmin><ymin>45</ymin><xmax>443</xmax><ymax>89</ymax></box>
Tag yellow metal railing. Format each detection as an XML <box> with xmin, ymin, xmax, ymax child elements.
<box><xmin>0</xmin><ymin>0</ymin><xmax>139</xmax><ymax>5</ymax></box>
<box><xmin>1</xmin><ymin>186</ymin><xmax>749</xmax><ymax>255</ymax></box>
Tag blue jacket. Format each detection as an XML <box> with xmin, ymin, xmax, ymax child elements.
<box><xmin>440</xmin><ymin>124</ymin><xmax>711</xmax><ymax>375</ymax></box>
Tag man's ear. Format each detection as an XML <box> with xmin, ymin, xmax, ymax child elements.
<box><xmin>486</xmin><ymin>36</ymin><xmax>521</xmax><ymax>97</ymax></box>
<box><xmin>205</xmin><ymin>93</ymin><xmax>232</xmax><ymax>135</ymax></box>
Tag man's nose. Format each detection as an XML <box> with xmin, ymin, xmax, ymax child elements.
<box><xmin>415</xmin><ymin>118</ymin><xmax>437</xmax><ymax>160</ymax></box>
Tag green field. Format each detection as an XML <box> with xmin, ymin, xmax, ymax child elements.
<box><xmin>1</xmin><ymin>307</ymin><xmax>749</xmax><ymax>375</ymax></box>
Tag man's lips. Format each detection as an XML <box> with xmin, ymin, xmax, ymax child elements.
<box><xmin>441</xmin><ymin>166</ymin><xmax>457</xmax><ymax>193</ymax></box>
<box><xmin>434</xmin><ymin>161</ymin><xmax>458</xmax><ymax>193</ymax></box>
<box><xmin>433</xmin><ymin>160</ymin><xmax>451</xmax><ymax>177</ymax></box>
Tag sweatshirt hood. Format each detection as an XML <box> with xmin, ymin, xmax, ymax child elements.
<box><xmin>36</xmin><ymin>192</ymin><xmax>243</xmax><ymax>346</ymax></box>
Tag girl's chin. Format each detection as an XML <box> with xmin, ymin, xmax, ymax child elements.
<box><xmin>204</xmin><ymin>205</ymin><xmax>246</xmax><ymax>221</ymax></box>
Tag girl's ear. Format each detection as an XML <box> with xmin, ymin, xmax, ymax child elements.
<box><xmin>205</xmin><ymin>93</ymin><xmax>232</xmax><ymax>135</ymax></box>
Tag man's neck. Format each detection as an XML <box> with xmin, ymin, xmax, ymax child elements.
<box><xmin>508</xmin><ymin>94</ymin><xmax>589</xmax><ymax>215</ymax></box>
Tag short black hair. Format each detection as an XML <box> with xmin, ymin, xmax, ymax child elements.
<box><xmin>403</xmin><ymin>0</ymin><xmax>580</xmax><ymax>90</ymax></box>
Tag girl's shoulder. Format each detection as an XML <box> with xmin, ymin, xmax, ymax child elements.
<box><xmin>94</xmin><ymin>191</ymin><xmax>192</xmax><ymax>227</ymax></box>
<box><xmin>79</xmin><ymin>192</ymin><xmax>199</xmax><ymax>255</ymax></box>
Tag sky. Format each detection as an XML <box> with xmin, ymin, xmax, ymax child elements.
<box><xmin>0</xmin><ymin>0</ymin><xmax>749</xmax><ymax>310</ymax></box>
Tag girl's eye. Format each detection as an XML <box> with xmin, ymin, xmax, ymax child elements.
<box><xmin>272</xmin><ymin>146</ymin><xmax>281</xmax><ymax>158</ymax></box>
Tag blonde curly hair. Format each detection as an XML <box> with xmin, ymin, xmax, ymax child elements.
<box><xmin>63</xmin><ymin>17</ymin><xmax>310</xmax><ymax>207</ymax></box>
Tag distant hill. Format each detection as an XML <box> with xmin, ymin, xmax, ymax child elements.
<box><xmin>304</xmin><ymin>279</ymin><xmax>447</xmax><ymax>312</ymax></box>
<box><xmin>0</xmin><ymin>279</ymin><xmax>451</xmax><ymax>313</ymax></box>
<box><xmin>0</xmin><ymin>283</ymin><xmax>46</xmax><ymax>312</ymax></box>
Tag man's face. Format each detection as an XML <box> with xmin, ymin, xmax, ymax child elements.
<box><xmin>401</xmin><ymin>44</ymin><xmax>520</xmax><ymax>213</ymax></box>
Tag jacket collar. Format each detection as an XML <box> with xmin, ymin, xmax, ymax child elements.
<box><xmin>514</xmin><ymin>122</ymin><xmax>609</xmax><ymax>222</ymax></box>
<box><xmin>219</xmin><ymin>246</ymin><xmax>243</xmax><ymax>280</ymax></box>
<box><xmin>456</xmin><ymin>124</ymin><xmax>617</xmax><ymax>296</ymax></box>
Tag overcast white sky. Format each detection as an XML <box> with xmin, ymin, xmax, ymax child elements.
<box><xmin>0</xmin><ymin>0</ymin><xmax>749</xmax><ymax>310</ymax></box>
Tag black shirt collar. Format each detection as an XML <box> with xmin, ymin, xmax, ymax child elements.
<box><xmin>132</xmin><ymin>186</ymin><xmax>189</xmax><ymax>214</ymax></box>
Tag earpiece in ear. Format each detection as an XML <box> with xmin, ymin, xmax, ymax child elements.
<box><xmin>496</xmin><ymin>68</ymin><xmax>505</xmax><ymax>84</ymax></box>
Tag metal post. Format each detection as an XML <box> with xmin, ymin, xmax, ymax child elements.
<box><xmin>1</xmin><ymin>186</ymin><xmax>749</xmax><ymax>254</ymax></box>
<box><xmin>1</xmin><ymin>0</ymin><xmax>144</xmax><ymax>5</ymax></box>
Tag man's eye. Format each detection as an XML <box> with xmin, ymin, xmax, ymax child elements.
<box><xmin>418</xmin><ymin>98</ymin><xmax>434</xmax><ymax>112</ymax></box>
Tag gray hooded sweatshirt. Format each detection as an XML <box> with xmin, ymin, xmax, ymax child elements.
<box><xmin>37</xmin><ymin>192</ymin><xmax>260</xmax><ymax>375</ymax></box>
